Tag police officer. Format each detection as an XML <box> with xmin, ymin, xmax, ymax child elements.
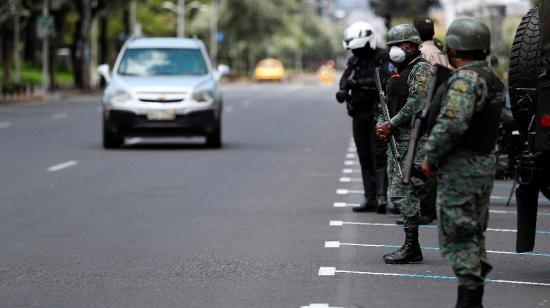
<box><xmin>336</xmin><ymin>21</ymin><xmax>389</xmax><ymax>213</ymax></box>
<box><xmin>376</xmin><ymin>24</ymin><xmax>432</xmax><ymax>264</ymax></box>
<box><xmin>421</xmin><ymin>18</ymin><xmax>504</xmax><ymax>307</ymax></box>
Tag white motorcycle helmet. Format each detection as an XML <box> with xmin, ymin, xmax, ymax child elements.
<box><xmin>343</xmin><ymin>21</ymin><xmax>378</xmax><ymax>50</ymax></box>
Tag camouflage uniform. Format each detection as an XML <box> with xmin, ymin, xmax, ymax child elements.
<box><xmin>383</xmin><ymin>56</ymin><xmax>432</xmax><ymax>228</ymax></box>
<box><xmin>424</xmin><ymin>61</ymin><xmax>503</xmax><ymax>288</ymax></box>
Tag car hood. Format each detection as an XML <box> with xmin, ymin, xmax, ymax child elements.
<box><xmin>113</xmin><ymin>74</ymin><xmax>212</xmax><ymax>93</ymax></box>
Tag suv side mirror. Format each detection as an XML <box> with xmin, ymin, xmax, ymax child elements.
<box><xmin>217</xmin><ymin>64</ymin><xmax>230</xmax><ymax>77</ymax></box>
<box><xmin>98</xmin><ymin>64</ymin><xmax>112</xmax><ymax>84</ymax></box>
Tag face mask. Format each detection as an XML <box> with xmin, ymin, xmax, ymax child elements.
<box><xmin>389</xmin><ymin>46</ymin><xmax>406</xmax><ymax>63</ymax></box>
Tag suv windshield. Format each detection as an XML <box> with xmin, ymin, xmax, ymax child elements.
<box><xmin>117</xmin><ymin>48</ymin><xmax>208</xmax><ymax>76</ymax></box>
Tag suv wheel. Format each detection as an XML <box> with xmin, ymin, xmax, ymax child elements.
<box><xmin>509</xmin><ymin>8</ymin><xmax>541</xmax><ymax>133</ymax></box>
<box><xmin>103</xmin><ymin>119</ymin><xmax>124</xmax><ymax>149</ymax></box>
<box><xmin>206</xmin><ymin>124</ymin><xmax>222</xmax><ymax>148</ymax></box>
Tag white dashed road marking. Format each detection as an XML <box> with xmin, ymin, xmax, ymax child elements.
<box><xmin>339</xmin><ymin>177</ymin><xmax>361</xmax><ymax>183</ymax></box>
<box><xmin>301</xmin><ymin>304</ymin><xmax>344</xmax><ymax>308</ymax></box>
<box><xmin>328</xmin><ymin>220</ymin><xmax>550</xmax><ymax>235</ymax></box>
<box><xmin>318</xmin><ymin>267</ymin><xmax>550</xmax><ymax>287</ymax></box>
<box><xmin>333</xmin><ymin>202</ymin><xmax>359</xmax><ymax>208</ymax></box>
<box><xmin>47</xmin><ymin>160</ymin><xmax>78</xmax><ymax>172</ymax></box>
<box><xmin>336</xmin><ymin>189</ymin><xmax>364</xmax><ymax>195</ymax></box>
<box><xmin>341</xmin><ymin>168</ymin><xmax>360</xmax><ymax>174</ymax></box>
<box><xmin>0</xmin><ymin>121</ymin><xmax>11</xmax><ymax>128</ymax></box>
<box><xmin>324</xmin><ymin>241</ymin><xmax>550</xmax><ymax>257</ymax></box>
<box><xmin>52</xmin><ymin>112</ymin><xmax>68</xmax><ymax>120</ymax></box>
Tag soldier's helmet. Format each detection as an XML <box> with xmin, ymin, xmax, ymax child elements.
<box><xmin>446</xmin><ymin>18</ymin><xmax>491</xmax><ymax>53</ymax></box>
<box><xmin>386</xmin><ymin>24</ymin><xmax>422</xmax><ymax>46</ymax></box>
<box><xmin>343</xmin><ymin>21</ymin><xmax>378</xmax><ymax>50</ymax></box>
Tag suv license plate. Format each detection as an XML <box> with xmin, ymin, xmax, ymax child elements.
<box><xmin>147</xmin><ymin>110</ymin><xmax>176</xmax><ymax>121</ymax></box>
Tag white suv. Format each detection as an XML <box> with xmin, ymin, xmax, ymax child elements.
<box><xmin>98</xmin><ymin>37</ymin><xmax>228</xmax><ymax>148</ymax></box>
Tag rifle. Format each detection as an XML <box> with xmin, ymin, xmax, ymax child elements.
<box><xmin>401</xmin><ymin>64</ymin><xmax>451</xmax><ymax>185</ymax></box>
<box><xmin>374</xmin><ymin>67</ymin><xmax>403</xmax><ymax>178</ymax></box>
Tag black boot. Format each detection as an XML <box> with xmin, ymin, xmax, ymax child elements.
<box><xmin>383</xmin><ymin>226</ymin><xmax>423</xmax><ymax>264</ymax></box>
<box><xmin>456</xmin><ymin>286</ymin><xmax>483</xmax><ymax>308</ymax></box>
<box><xmin>352</xmin><ymin>197</ymin><xmax>377</xmax><ymax>212</ymax></box>
<box><xmin>388</xmin><ymin>206</ymin><xmax>400</xmax><ymax>215</ymax></box>
<box><xmin>376</xmin><ymin>195</ymin><xmax>387</xmax><ymax>214</ymax></box>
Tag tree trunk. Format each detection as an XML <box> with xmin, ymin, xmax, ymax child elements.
<box><xmin>72</xmin><ymin>0</ymin><xmax>92</xmax><ymax>89</ymax></box>
<box><xmin>23</xmin><ymin>13</ymin><xmax>39</xmax><ymax>64</ymax></box>
<box><xmin>2</xmin><ymin>31</ymin><xmax>14</xmax><ymax>88</ymax></box>
<box><xmin>49</xmin><ymin>7</ymin><xmax>68</xmax><ymax>90</ymax></box>
<box><xmin>99</xmin><ymin>8</ymin><xmax>108</xmax><ymax>64</ymax></box>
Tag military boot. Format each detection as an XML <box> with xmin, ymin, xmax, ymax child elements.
<box><xmin>383</xmin><ymin>226</ymin><xmax>423</xmax><ymax>264</ymax></box>
<box><xmin>455</xmin><ymin>285</ymin><xmax>483</xmax><ymax>308</ymax></box>
<box><xmin>376</xmin><ymin>195</ymin><xmax>387</xmax><ymax>214</ymax></box>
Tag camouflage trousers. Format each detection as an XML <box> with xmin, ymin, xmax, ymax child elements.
<box><xmin>437</xmin><ymin>151</ymin><xmax>495</xmax><ymax>288</ymax></box>
<box><xmin>387</xmin><ymin>132</ymin><xmax>427</xmax><ymax>227</ymax></box>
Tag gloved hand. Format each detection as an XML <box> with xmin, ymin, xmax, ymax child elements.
<box><xmin>336</xmin><ymin>90</ymin><xmax>348</xmax><ymax>103</ymax></box>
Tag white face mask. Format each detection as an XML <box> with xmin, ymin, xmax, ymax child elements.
<box><xmin>389</xmin><ymin>46</ymin><xmax>406</xmax><ymax>63</ymax></box>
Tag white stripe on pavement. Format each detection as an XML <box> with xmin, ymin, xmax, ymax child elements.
<box><xmin>339</xmin><ymin>177</ymin><xmax>362</xmax><ymax>183</ymax></box>
<box><xmin>328</xmin><ymin>220</ymin><xmax>550</xmax><ymax>235</ymax></box>
<box><xmin>318</xmin><ymin>267</ymin><xmax>550</xmax><ymax>286</ymax></box>
<box><xmin>47</xmin><ymin>160</ymin><xmax>78</xmax><ymax>172</ymax></box>
<box><xmin>336</xmin><ymin>189</ymin><xmax>364</xmax><ymax>195</ymax></box>
<box><xmin>52</xmin><ymin>112</ymin><xmax>68</xmax><ymax>120</ymax></box>
<box><xmin>342</xmin><ymin>168</ymin><xmax>360</xmax><ymax>174</ymax></box>
<box><xmin>301</xmin><ymin>304</ymin><xmax>344</xmax><ymax>308</ymax></box>
<box><xmin>333</xmin><ymin>202</ymin><xmax>359</xmax><ymax>208</ymax></box>
<box><xmin>324</xmin><ymin>241</ymin><xmax>550</xmax><ymax>257</ymax></box>
<box><xmin>0</xmin><ymin>121</ymin><xmax>11</xmax><ymax>128</ymax></box>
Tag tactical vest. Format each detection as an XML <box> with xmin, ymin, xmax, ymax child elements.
<box><xmin>350</xmin><ymin>48</ymin><xmax>387</xmax><ymax>112</ymax></box>
<box><xmin>387</xmin><ymin>57</ymin><xmax>428</xmax><ymax>120</ymax></box>
<box><xmin>429</xmin><ymin>66</ymin><xmax>505</xmax><ymax>153</ymax></box>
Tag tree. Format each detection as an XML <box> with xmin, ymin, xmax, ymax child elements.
<box><xmin>371</xmin><ymin>0</ymin><xmax>439</xmax><ymax>26</ymax></box>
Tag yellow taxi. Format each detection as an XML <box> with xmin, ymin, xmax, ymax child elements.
<box><xmin>254</xmin><ymin>58</ymin><xmax>285</xmax><ymax>81</ymax></box>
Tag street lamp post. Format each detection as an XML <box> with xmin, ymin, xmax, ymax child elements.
<box><xmin>177</xmin><ymin>0</ymin><xmax>185</xmax><ymax>38</ymax></box>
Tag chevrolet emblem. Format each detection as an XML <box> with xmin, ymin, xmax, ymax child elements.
<box><xmin>158</xmin><ymin>94</ymin><xmax>166</xmax><ymax>101</ymax></box>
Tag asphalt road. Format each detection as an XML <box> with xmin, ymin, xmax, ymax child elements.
<box><xmin>0</xmin><ymin>82</ymin><xmax>549</xmax><ymax>308</ymax></box>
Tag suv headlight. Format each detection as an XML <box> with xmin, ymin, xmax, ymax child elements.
<box><xmin>192</xmin><ymin>90</ymin><xmax>214</xmax><ymax>103</ymax></box>
<box><xmin>109</xmin><ymin>90</ymin><xmax>132</xmax><ymax>104</ymax></box>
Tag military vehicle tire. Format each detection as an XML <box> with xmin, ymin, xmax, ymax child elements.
<box><xmin>509</xmin><ymin>8</ymin><xmax>540</xmax><ymax>128</ymax></box>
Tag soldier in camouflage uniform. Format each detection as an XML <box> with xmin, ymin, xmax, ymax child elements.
<box><xmin>421</xmin><ymin>18</ymin><xmax>504</xmax><ymax>307</ymax></box>
<box><xmin>376</xmin><ymin>24</ymin><xmax>432</xmax><ymax>264</ymax></box>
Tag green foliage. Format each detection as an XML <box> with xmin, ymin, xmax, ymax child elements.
<box><xmin>0</xmin><ymin>62</ymin><xmax>74</xmax><ymax>86</ymax></box>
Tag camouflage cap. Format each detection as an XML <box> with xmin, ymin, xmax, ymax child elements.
<box><xmin>446</xmin><ymin>18</ymin><xmax>491</xmax><ymax>52</ymax></box>
<box><xmin>386</xmin><ymin>24</ymin><xmax>422</xmax><ymax>46</ymax></box>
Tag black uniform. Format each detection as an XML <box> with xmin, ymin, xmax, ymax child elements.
<box><xmin>337</xmin><ymin>47</ymin><xmax>390</xmax><ymax>210</ymax></box>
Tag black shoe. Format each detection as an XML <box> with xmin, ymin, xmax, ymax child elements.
<box><xmin>352</xmin><ymin>199</ymin><xmax>377</xmax><ymax>212</ymax></box>
<box><xmin>376</xmin><ymin>196</ymin><xmax>387</xmax><ymax>214</ymax></box>
<box><xmin>396</xmin><ymin>219</ymin><xmax>404</xmax><ymax>225</ymax></box>
<box><xmin>383</xmin><ymin>226</ymin><xmax>423</xmax><ymax>264</ymax></box>
<box><xmin>456</xmin><ymin>286</ymin><xmax>484</xmax><ymax>308</ymax></box>
<box><xmin>388</xmin><ymin>206</ymin><xmax>400</xmax><ymax>215</ymax></box>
